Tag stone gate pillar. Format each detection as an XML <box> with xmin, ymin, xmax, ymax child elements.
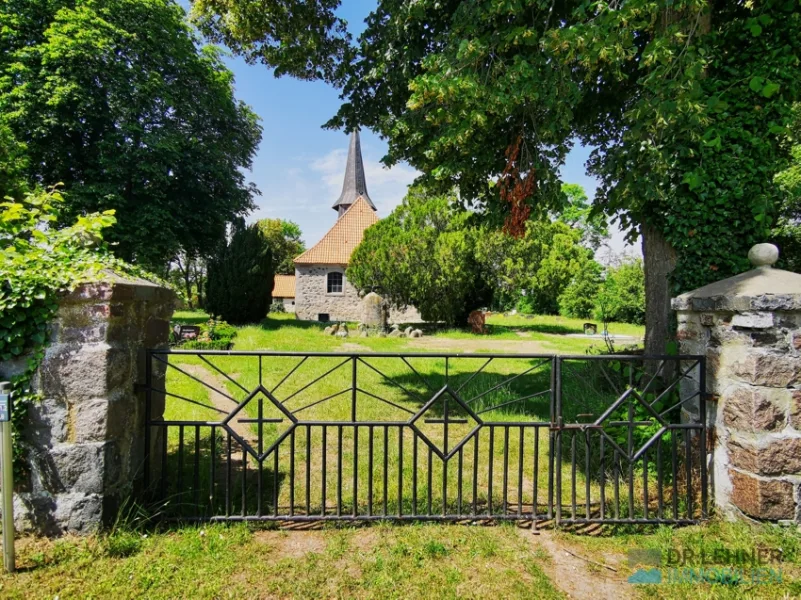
<box><xmin>672</xmin><ymin>244</ymin><xmax>801</xmax><ymax>521</ymax></box>
<box><xmin>0</xmin><ymin>274</ymin><xmax>175</xmax><ymax>534</ymax></box>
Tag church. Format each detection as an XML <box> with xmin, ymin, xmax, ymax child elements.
<box><xmin>288</xmin><ymin>130</ymin><xmax>419</xmax><ymax>323</ymax></box>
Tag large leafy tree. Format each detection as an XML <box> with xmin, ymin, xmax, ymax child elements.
<box><xmin>476</xmin><ymin>220</ymin><xmax>593</xmax><ymax>315</ymax></box>
<box><xmin>0</xmin><ymin>0</ymin><xmax>262</xmax><ymax>269</ymax></box>
<box><xmin>326</xmin><ymin>0</ymin><xmax>801</xmax><ymax>355</ymax></box>
<box><xmin>348</xmin><ymin>187</ymin><xmax>492</xmax><ymax>326</ymax></box>
<box><xmin>256</xmin><ymin>218</ymin><xmax>306</xmax><ymax>275</ymax></box>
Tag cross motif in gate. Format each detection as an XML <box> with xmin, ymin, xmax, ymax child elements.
<box><xmin>593</xmin><ymin>388</ymin><xmax>667</xmax><ymax>462</ymax></box>
<box><xmin>222</xmin><ymin>385</ymin><xmax>297</xmax><ymax>461</ymax></box>
<box><xmin>410</xmin><ymin>385</ymin><xmax>482</xmax><ymax>460</ymax></box>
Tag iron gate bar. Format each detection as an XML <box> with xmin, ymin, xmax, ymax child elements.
<box><xmin>142</xmin><ymin>350</ymin><xmax>707</xmax><ymax>526</ymax></box>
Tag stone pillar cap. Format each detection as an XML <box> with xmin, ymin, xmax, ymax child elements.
<box><xmin>672</xmin><ymin>243</ymin><xmax>801</xmax><ymax>311</ymax></box>
<box><xmin>748</xmin><ymin>243</ymin><xmax>779</xmax><ymax>268</ymax></box>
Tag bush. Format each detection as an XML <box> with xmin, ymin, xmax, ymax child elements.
<box><xmin>181</xmin><ymin>339</ymin><xmax>233</xmax><ymax>351</ymax></box>
<box><xmin>270</xmin><ymin>301</ymin><xmax>286</xmax><ymax>313</ymax></box>
<box><xmin>558</xmin><ymin>260</ymin><xmax>603</xmax><ymax>319</ymax></box>
<box><xmin>206</xmin><ymin>224</ymin><xmax>273</xmax><ymax>324</ymax></box>
<box><xmin>594</xmin><ymin>258</ymin><xmax>645</xmax><ymax>324</ymax></box>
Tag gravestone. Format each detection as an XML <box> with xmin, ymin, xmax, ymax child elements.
<box><xmin>360</xmin><ymin>292</ymin><xmax>387</xmax><ymax>329</ymax></box>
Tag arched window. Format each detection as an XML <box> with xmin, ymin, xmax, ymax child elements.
<box><xmin>327</xmin><ymin>271</ymin><xmax>343</xmax><ymax>294</ymax></box>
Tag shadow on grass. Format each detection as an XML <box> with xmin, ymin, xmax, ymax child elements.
<box><xmin>259</xmin><ymin>316</ymin><xmax>327</xmax><ymax>332</ymax></box>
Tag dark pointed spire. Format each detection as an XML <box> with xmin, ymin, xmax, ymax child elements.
<box><xmin>332</xmin><ymin>129</ymin><xmax>376</xmax><ymax>216</ymax></box>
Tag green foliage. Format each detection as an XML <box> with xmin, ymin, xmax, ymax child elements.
<box><xmin>180</xmin><ymin>339</ymin><xmax>233</xmax><ymax>351</ymax></box>
<box><xmin>348</xmin><ymin>187</ymin><xmax>492</xmax><ymax>326</ymax></box>
<box><xmin>256</xmin><ymin>218</ymin><xmax>305</xmax><ymax>275</ymax></box>
<box><xmin>206</xmin><ymin>224</ymin><xmax>273</xmax><ymax>325</ymax></box>
<box><xmin>0</xmin><ymin>124</ymin><xmax>28</xmax><ymax>201</ymax></box>
<box><xmin>558</xmin><ymin>260</ymin><xmax>603</xmax><ymax>320</ymax></box>
<box><xmin>772</xmin><ymin>104</ymin><xmax>801</xmax><ymax>272</ymax></box>
<box><xmin>0</xmin><ymin>0</ymin><xmax>262</xmax><ymax>270</ymax></box>
<box><xmin>270</xmin><ymin>301</ymin><xmax>287</xmax><ymax>313</ymax></box>
<box><xmin>556</xmin><ymin>2</ymin><xmax>801</xmax><ymax>294</ymax></box>
<box><xmin>190</xmin><ymin>0</ymin><xmax>352</xmax><ymax>83</ymax></box>
<box><xmin>595</xmin><ymin>259</ymin><xmax>646</xmax><ymax>326</ymax></box>
<box><xmin>556</xmin><ymin>184</ymin><xmax>608</xmax><ymax>251</ymax></box>
<box><xmin>476</xmin><ymin>220</ymin><xmax>593</xmax><ymax>316</ymax></box>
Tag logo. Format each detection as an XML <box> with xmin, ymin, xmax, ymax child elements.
<box><xmin>626</xmin><ymin>546</ymin><xmax>784</xmax><ymax>586</ymax></box>
<box><xmin>628</xmin><ymin>569</ymin><xmax>662</xmax><ymax>584</ymax></box>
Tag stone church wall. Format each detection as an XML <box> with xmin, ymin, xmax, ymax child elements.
<box><xmin>295</xmin><ymin>264</ymin><xmax>421</xmax><ymax>323</ymax></box>
<box><xmin>295</xmin><ymin>265</ymin><xmax>361</xmax><ymax>322</ymax></box>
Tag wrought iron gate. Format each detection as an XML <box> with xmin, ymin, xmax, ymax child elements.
<box><xmin>142</xmin><ymin>351</ymin><xmax>707</xmax><ymax>525</ymax></box>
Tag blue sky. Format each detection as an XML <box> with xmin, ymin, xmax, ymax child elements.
<box><xmin>195</xmin><ymin>0</ymin><xmax>638</xmax><ymax>257</ymax></box>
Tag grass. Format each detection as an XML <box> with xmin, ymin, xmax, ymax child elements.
<box><xmin>0</xmin><ymin>523</ymin><xmax>562</xmax><ymax>599</ymax></box>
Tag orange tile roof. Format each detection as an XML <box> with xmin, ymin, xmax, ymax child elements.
<box><xmin>272</xmin><ymin>274</ymin><xmax>296</xmax><ymax>298</ymax></box>
<box><xmin>294</xmin><ymin>196</ymin><xmax>378</xmax><ymax>265</ymax></box>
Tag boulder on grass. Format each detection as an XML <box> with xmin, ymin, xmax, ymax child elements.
<box><xmin>388</xmin><ymin>329</ymin><xmax>403</xmax><ymax>338</ymax></box>
<box><xmin>410</xmin><ymin>329</ymin><xmax>423</xmax><ymax>338</ymax></box>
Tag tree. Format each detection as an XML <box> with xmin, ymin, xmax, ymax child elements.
<box><xmin>772</xmin><ymin>104</ymin><xmax>801</xmax><ymax>272</ymax></box>
<box><xmin>326</xmin><ymin>0</ymin><xmax>801</xmax><ymax>356</ymax></box>
<box><xmin>476</xmin><ymin>220</ymin><xmax>592</xmax><ymax>315</ymax></box>
<box><xmin>0</xmin><ymin>0</ymin><xmax>262</xmax><ymax>270</ymax></box>
<box><xmin>347</xmin><ymin>187</ymin><xmax>492</xmax><ymax>326</ymax></box>
<box><xmin>168</xmin><ymin>251</ymin><xmax>208</xmax><ymax>310</ymax></box>
<box><xmin>0</xmin><ymin>124</ymin><xmax>28</xmax><ymax>201</ymax></box>
<box><xmin>256</xmin><ymin>218</ymin><xmax>306</xmax><ymax>275</ymax></box>
<box><xmin>190</xmin><ymin>0</ymin><xmax>352</xmax><ymax>83</ymax></box>
<box><xmin>206</xmin><ymin>224</ymin><xmax>273</xmax><ymax>324</ymax></box>
<box><xmin>596</xmin><ymin>259</ymin><xmax>646</xmax><ymax>326</ymax></box>
<box><xmin>559</xmin><ymin>260</ymin><xmax>604</xmax><ymax>320</ymax></box>
<box><xmin>557</xmin><ymin>184</ymin><xmax>608</xmax><ymax>251</ymax></box>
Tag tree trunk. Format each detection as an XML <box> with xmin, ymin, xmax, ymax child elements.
<box><xmin>642</xmin><ymin>223</ymin><xmax>676</xmax><ymax>357</ymax></box>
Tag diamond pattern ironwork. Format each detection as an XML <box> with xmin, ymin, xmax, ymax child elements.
<box><xmin>222</xmin><ymin>385</ymin><xmax>296</xmax><ymax>461</ymax></box>
<box><xmin>409</xmin><ymin>385</ymin><xmax>483</xmax><ymax>460</ymax></box>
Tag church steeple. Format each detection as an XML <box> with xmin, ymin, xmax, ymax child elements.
<box><xmin>332</xmin><ymin>129</ymin><xmax>376</xmax><ymax>217</ymax></box>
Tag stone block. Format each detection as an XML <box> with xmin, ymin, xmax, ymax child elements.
<box><xmin>729</xmin><ymin>470</ymin><xmax>795</xmax><ymax>520</ymax></box>
<box><xmin>728</xmin><ymin>436</ymin><xmax>801</xmax><ymax>476</ymax></box>
<box><xmin>72</xmin><ymin>397</ymin><xmax>111</xmax><ymax>442</ymax></box>
<box><xmin>790</xmin><ymin>390</ymin><xmax>801</xmax><ymax>430</ymax></box>
<box><xmin>25</xmin><ymin>397</ymin><xmax>69</xmax><ymax>446</ymax></box>
<box><xmin>732</xmin><ymin>312</ymin><xmax>774</xmax><ymax>329</ymax></box>
<box><xmin>700</xmin><ymin>313</ymin><xmax>716</xmax><ymax>327</ymax></box>
<box><xmin>722</xmin><ymin>387</ymin><xmax>787</xmax><ymax>432</ymax></box>
<box><xmin>38</xmin><ymin>343</ymin><xmax>111</xmax><ymax>400</ymax></box>
<box><xmin>48</xmin><ymin>442</ymin><xmax>110</xmax><ymax>494</ymax></box>
<box><xmin>54</xmin><ymin>493</ymin><xmax>104</xmax><ymax>534</ymax></box>
<box><xmin>731</xmin><ymin>353</ymin><xmax>800</xmax><ymax>387</ymax></box>
<box><xmin>793</xmin><ymin>333</ymin><xmax>801</xmax><ymax>351</ymax></box>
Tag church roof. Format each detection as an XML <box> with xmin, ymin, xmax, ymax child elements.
<box><xmin>295</xmin><ymin>196</ymin><xmax>378</xmax><ymax>265</ymax></box>
<box><xmin>332</xmin><ymin>130</ymin><xmax>376</xmax><ymax>212</ymax></box>
<box><xmin>272</xmin><ymin>274</ymin><xmax>295</xmax><ymax>298</ymax></box>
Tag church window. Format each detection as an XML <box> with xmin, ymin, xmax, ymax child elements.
<box><xmin>327</xmin><ymin>272</ymin><xmax>343</xmax><ymax>294</ymax></box>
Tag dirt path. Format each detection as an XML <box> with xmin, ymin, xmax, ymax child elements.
<box><xmin>182</xmin><ymin>364</ymin><xmax>257</xmax><ymax>444</ymax></box>
<box><xmin>521</xmin><ymin>530</ymin><xmax>635</xmax><ymax>600</ymax></box>
<box><xmin>406</xmin><ymin>336</ymin><xmax>554</xmax><ymax>354</ymax></box>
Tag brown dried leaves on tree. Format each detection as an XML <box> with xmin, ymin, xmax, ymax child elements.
<box><xmin>499</xmin><ymin>136</ymin><xmax>536</xmax><ymax>238</ymax></box>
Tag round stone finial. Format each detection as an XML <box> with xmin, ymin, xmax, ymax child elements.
<box><xmin>748</xmin><ymin>243</ymin><xmax>779</xmax><ymax>268</ymax></box>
